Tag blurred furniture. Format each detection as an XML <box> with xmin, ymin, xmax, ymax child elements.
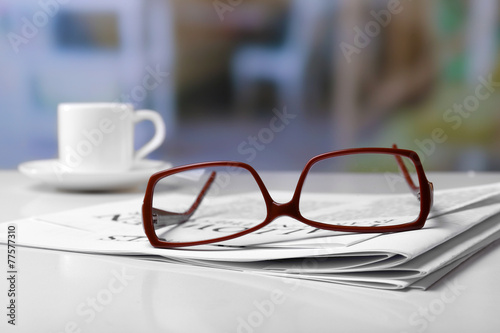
<box><xmin>231</xmin><ymin>0</ymin><xmax>333</xmax><ymax>115</ymax></box>
<box><xmin>331</xmin><ymin>0</ymin><xmax>436</xmax><ymax>148</ymax></box>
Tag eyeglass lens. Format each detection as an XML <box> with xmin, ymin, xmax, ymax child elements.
<box><xmin>299</xmin><ymin>153</ymin><xmax>421</xmax><ymax>227</ymax></box>
<box><xmin>151</xmin><ymin>166</ymin><xmax>267</xmax><ymax>244</ymax></box>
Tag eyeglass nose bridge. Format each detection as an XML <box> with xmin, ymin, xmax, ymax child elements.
<box><xmin>267</xmin><ymin>199</ymin><xmax>301</xmax><ymax>221</ymax></box>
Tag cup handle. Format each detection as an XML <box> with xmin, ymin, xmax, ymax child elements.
<box><xmin>132</xmin><ymin>110</ymin><xmax>166</xmax><ymax>161</ymax></box>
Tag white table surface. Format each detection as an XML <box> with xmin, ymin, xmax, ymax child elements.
<box><xmin>1</xmin><ymin>170</ymin><xmax>500</xmax><ymax>333</ymax></box>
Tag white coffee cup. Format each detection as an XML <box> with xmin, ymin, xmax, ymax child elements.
<box><xmin>58</xmin><ymin>103</ymin><xmax>166</xmax><ymax>172</ymax></box>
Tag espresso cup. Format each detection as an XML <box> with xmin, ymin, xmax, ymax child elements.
<box><xmin>58</xmin><ymin>103</ymin><xmax>166</xmax><ymax>172</ymax></box>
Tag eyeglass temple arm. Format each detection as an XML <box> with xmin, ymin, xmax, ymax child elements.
<box><xmin>152</xmin><ymin>171</ymin><xmax>216</xmax><ymax>229</ymax></box>
<box><xmin>392</xmin><ymin>144</ymin><xmax>433</xmax><ymax>205</ymax></box>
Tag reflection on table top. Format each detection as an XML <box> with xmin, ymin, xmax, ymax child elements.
<box><xmin>1</xmin><ymin>170</ymin><xmax>499</xmax><ymax>332</ymax></box>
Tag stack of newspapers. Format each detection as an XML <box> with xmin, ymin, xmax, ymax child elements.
<box><xmin>2</xmin><ymin>182</ymin><xmax>500</xmax><ymax>290</ymax></box>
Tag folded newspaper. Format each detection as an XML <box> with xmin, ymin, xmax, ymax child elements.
<box><xmin>1</xmin><ymin>182</ymin><xmax>500</xmax><ymax>290</ymax></box>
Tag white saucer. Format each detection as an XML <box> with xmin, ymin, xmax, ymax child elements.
<box><xmin>18</xmin><ymin>159</ymin><xmax>172</xmax><ymax>191</ymax></box>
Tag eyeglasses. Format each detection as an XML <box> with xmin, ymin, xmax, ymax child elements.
<box><xmin>142</xmin><ymin>146</ymin><xmax>433</xmax><ymax>248</ymax></box>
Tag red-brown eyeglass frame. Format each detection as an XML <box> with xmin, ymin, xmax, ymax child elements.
<box><xmin>142</xmin><ymin>146</ymin><xmax>433</xmax><ymax>248</ymax></box>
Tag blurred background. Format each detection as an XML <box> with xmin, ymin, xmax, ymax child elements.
<box><xmin>1</xmin><ymin>0</ymin><xmax>500</xmax><ymax>171</ymax></box>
